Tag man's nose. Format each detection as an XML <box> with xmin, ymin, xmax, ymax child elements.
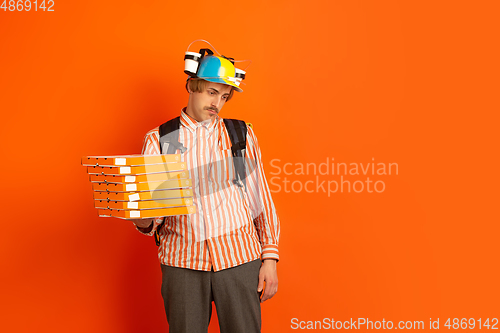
<box><xmin>211</xmin><ymin>97</ymin><xmax>222</xmax><ymax>108</ymax></box>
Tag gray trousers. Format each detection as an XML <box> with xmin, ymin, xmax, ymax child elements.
<box><xmin>161</xmin><ymin>259</ymin><xmax>262</xmax><ymax>333</ymax></box>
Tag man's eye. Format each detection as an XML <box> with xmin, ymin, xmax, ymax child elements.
<box><xmin>222</xmin><ymin>96</ymin><xmax>227</xmax><ymax>100</ymax></box>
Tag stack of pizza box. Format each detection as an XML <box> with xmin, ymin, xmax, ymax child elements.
<box><xmin>82</xmin><ymin>154</ymin><xmax>196</xmax><ymax>219</ymax></box>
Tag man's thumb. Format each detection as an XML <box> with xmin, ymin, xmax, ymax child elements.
<box><xmin>257</xmin><ymin>280</ymin><xmax>264</xmax><ymax>292</ymax></box>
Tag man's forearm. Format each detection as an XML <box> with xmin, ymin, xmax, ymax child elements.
<box><xmin>263</xmin><ymin>259</ymin><xmax>278</xmax><ymax>263</ymax></box>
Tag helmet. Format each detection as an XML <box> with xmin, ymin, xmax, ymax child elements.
<box><xmin>184</xmin><ymin>42</ymin><xmax>246</xmax><ymax>93</ymax></box>
<box><xmin>196</xmin><ymin>55</ymin><xmax>243</xmax><ymax>93</ymax></box>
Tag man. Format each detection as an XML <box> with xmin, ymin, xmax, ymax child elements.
<box><xmin>132</xmin><ymin>49</ymin><xmax>280</xmax><ymax>333</ymax></box>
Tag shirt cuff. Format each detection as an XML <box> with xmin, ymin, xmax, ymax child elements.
<box><xmin>261</xmin><ymin>244</ymin><xmax>279</xmax><ymax>261</ymax></box>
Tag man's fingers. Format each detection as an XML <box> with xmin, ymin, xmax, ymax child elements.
<box><xmin>261</xmin><ymin>290</ymin><xmax>271</xmax><ymax>303</ymax></box>
<box><xmin>260</xmin><ymin>281</ymin><xmax>278</xmax><ymax>303</ymax></box>
<box><xmin>260</xmin><ymin>288</ymin><xmax>275</xmax><ymax>303</ymax></box>
<box><xmin>258</xmin><ymin>261</ymin><xmax>279</xmax><ymax>302</ymax></box>
<box><xmin>257</xmin><ymin>277</ymin><xmax>265</xmax><ymax>292</ymax></box>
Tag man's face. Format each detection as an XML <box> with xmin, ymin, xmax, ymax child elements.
<box><xmin>186</xmin><ymin>82</ymin><xmax>232</xmax><ymax>122</ymax></box>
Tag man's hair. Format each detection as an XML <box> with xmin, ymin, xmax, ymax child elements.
<box><xmin>185</xmin><ymin>78</ymin><xmax>235</xmax><ymax>101</ymax></box>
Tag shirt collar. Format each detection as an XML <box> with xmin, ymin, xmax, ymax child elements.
<box><xmin>180</xmin><ymin>107</ymin><xmax>220</xmax><ymax>133</ymax></box>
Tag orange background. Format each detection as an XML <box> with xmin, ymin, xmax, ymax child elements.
<box><xmin>1</xmin><ymin>1</ymin><xmax>499</xmax><ymax>332</ymax></box>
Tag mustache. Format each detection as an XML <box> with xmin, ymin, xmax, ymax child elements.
<box><xmin>204</xmin><ymin>106</ymin><xmax>219</xmax><ymax>113</ymax></box>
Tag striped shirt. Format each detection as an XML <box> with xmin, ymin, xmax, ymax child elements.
<box><xmin>139</xmin><ymin>109</ymin><xmax>280</xmax><ymax>272</ymax></box>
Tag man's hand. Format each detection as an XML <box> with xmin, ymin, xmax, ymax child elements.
<box><xmin>257</xmin><ymin>259</ymin><xmax>278</xmax><ymax>303</ymax></box>
<box><xmin>130</xmin><ymin>218</ymin><xmax>154</xmax><ymax>229</ymax></box>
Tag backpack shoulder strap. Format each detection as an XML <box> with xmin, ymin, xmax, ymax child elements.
<box><xmin>223</xmin><ymin>118</ymin><xmax>248</xmax><ymax>190</ymax></box>
<box><xmin>159</xmin><ymin>116</ymin><xmax>186</xmax><ymax>154</ymax></box>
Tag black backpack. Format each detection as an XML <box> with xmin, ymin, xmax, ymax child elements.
<box><xmin>154</xmin><ymin>117</ymin><xmax>248</xmax><ymax>246</ymax></box>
